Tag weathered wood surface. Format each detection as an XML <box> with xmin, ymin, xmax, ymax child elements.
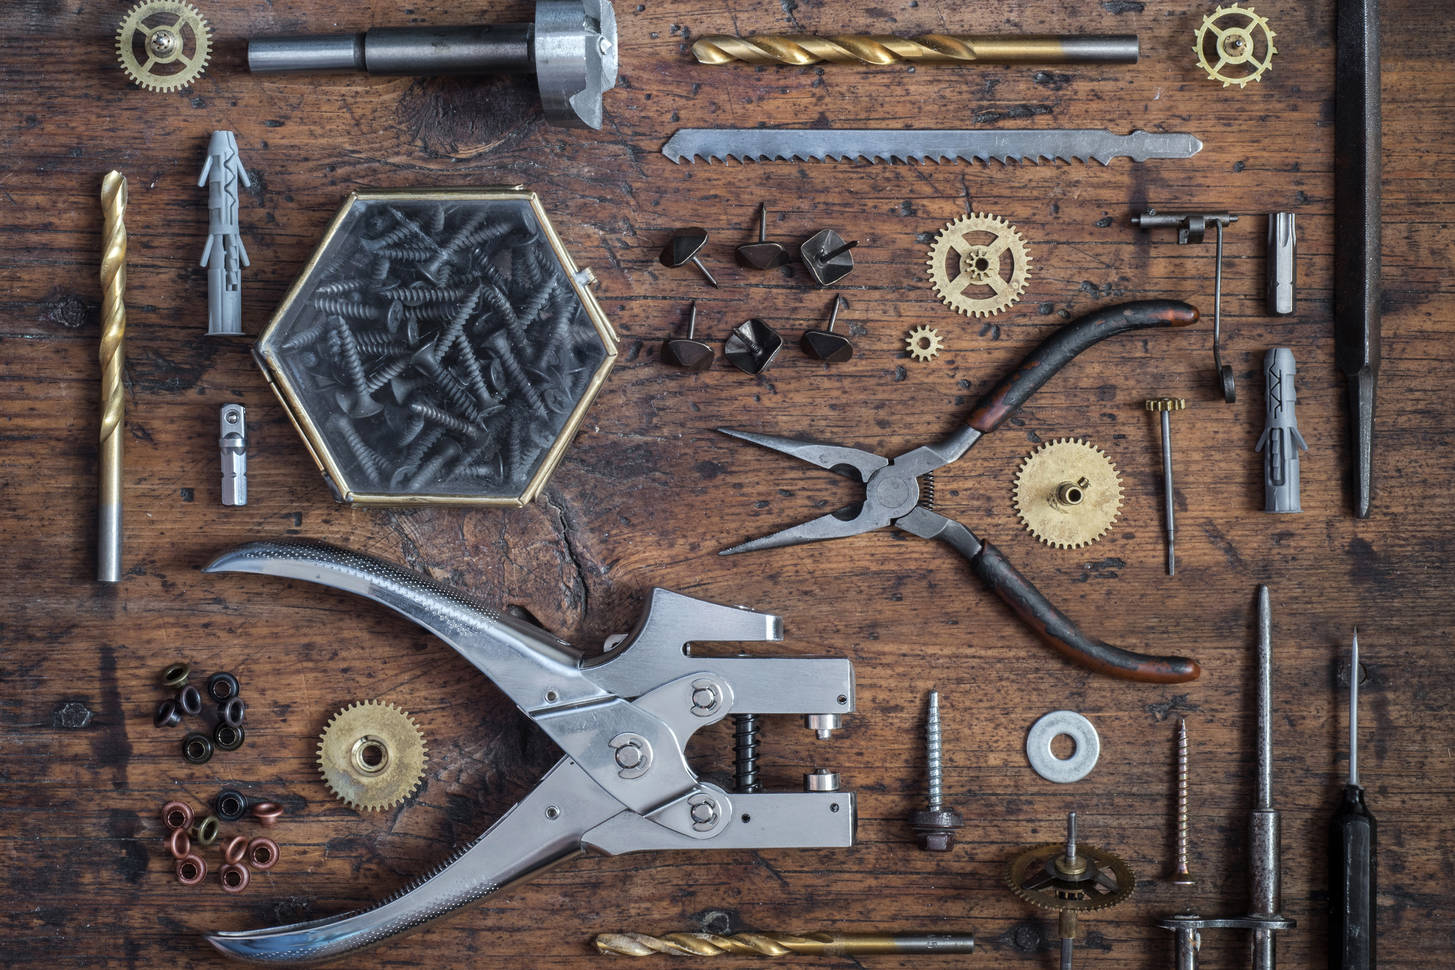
<box><xmin>2</xmin><ymin>0</ymin><xmax>1451</xmax><ymax>967</ymax></box>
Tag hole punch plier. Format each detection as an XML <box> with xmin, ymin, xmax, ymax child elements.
<box><xmin>201</xmin><ymin>540</ymin><xmax>856</xmax><ymax>964</ymax></box>
<box><xmin>718</xmin><ymin>300</ymin><xmax>1204</xmax><ymax>684</ymax></box>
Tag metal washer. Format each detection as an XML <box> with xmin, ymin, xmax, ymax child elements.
<box><xmin>1026</xmin><ymin>710</ymin><xmax>1100</xmax><ymax>783</ymax></box>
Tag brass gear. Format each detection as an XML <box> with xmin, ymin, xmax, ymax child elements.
<box><xmin>317</xmin><ymin>701</ymin><xmax>428</xmax><ymax>812</ymax></box>
<box><xmin>1007</xmin><ymin>841</ymin><xmax>1136</xmax><ymax>913</ymax></box>
<box><xmin>1013</xmin><ymin>438</ymin><xmax>1123</xmax><ymax>549</ymax></box>
<box><xmin>905</xmin><ymin>325</ymin><xmax>944</xmax><ymax>362</ymax></box>
<box><xmin>1194</xmin><ymin>4</ymin><xmax>1276</xmax><ymax>89</ymax></box>
<box><xmin>926</xmin><ymin>212</ymin><xmax>1031</xmax><ymax>318</ymax></box>
<box><xmin>115</xmin><ymin>1</ymin><xmax>213</xmax><ymax>93</ymax></box>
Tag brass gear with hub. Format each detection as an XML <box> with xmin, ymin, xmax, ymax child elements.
<box><xmin>317</xmin><ymin>700</ymin><xmax>428</xmax><ymax>812</ymax></box>
<box><xmin>925</xmin><ymin>212</ymin><xmax>1031</xmax><ymax>318</ymax></box>
<box><xmin>1013</xmin><ymin>438</ymin><xmax>1123</xmax><ymax>549</ymax></box>
<box><xmin>1194</xmin><ymin>4</ymin><xmax>1277</xmax><ymax>89</ymax></box>
<box><xmin>115</xmin><ymin>1</ymin><xmax>213</xmax><ymax>93</ymax></box>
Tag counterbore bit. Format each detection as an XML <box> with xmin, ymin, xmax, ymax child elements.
<box><xmin>594</xmin><ymin>932</ymin><xmax>975</xmax><ymax>957</ymax></box>
<box><xmin>691</xmin><ymin>33</ymin><xmax>1138</xmax><ymax>66</ymax></box>
<box><xmin>98</xmin><ymin>171</ymin><xmax>128</xmax><ymax>583</ymax></box>
<box><xmin>248</xmin><ymin>0</ymin><xmax>619</xmax><ymax>129</ymax></box>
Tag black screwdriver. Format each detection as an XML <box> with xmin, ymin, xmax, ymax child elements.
<box><xmin>1329</xmin><ymin>628</ymin><xmax>1376</xmax><ymax>970</ymax></box>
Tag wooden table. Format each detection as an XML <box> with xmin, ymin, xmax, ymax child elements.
<box><xmin>3</xmin><ymin>1</ymin><xmax>1450</xmax><ymax>967</ymax></box>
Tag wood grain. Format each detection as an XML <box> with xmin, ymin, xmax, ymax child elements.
<box><xmin>1</xmin><ymin>1</ymin><xmax>1451</xmax><ymax>967</ymax></box>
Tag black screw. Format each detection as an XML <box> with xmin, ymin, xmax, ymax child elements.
<box><xmin>736</xmin><ymin>203</ymin><xmax>791</xmax><ymax>270</ymax></box>
<box><xmin>660</xmin><ymin>227</ymin><xmax>720</xmax><ymax>288</ymax></box>
<box><xmin>662</xmin><ymin>302</ymin><xmax>714</xmax><ymax>370</ymax></box>
<box><xmin>801</xmin><ymin>295</ymin><xmax>855</xmax><ymax>363</ymax></box>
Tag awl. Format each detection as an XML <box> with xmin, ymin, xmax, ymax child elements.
<box><xmin>1330</xmin><ymin>629</ymin><xmax>1376</xmax><ymax>970</ymax></box>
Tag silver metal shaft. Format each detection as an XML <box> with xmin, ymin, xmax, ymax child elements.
<box><xmin>1350</xmin><ymin>627</ymin><xmax>1360</xmax><ymax>787</ymax></box>
<box><xmin>1161</xmin><ymin>408</ymin><xmax>1175</xmax><ymax>575</ymax></box>
<box><xmin>1256</xmin><ymin>586</ymin><xmax>1273</xmax><ymax>810</ymax></box>
<box><xmin>1249</xmin><ymin>584</ymin><xmax>1281</xmax><ymax>970</ymax></box>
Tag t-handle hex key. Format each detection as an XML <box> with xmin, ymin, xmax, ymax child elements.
<box><xmin>718</xmin><ymin>300</ymin><xmax>1203</xmax><ymax>684</ymax></box>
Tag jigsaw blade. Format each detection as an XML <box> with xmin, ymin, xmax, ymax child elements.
<box><xmin>662</xmin><ymin>128</ymin><xmax>1203</xmax><ymax>165</ymax></box>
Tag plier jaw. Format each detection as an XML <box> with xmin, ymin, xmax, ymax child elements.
<box><xmin>203</xmin><ymin>540</ymin><xmax>856</xmax><ymax>965</ymax></box>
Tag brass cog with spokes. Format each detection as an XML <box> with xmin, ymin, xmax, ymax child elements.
<box><xmin>115</xmin><ymin>0</ymin><xmax>213</xmax><ymax>93</ymax></box>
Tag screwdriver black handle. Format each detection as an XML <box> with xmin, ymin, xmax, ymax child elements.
<box><xmin>966</xmin><ymin>300</ymin><xmax>1199</xmax><ymax>433</ymax></box>
<box><xmin>1329</xmin><ymin>783</ymin><xmax>1377</xmax><ymax>970</ymax></box>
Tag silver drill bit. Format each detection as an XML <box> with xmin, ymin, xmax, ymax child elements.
<box><xmin>1171</xmin><ymin>717</ymin><xmax>1196</xmax><ymax>885</ymax></box>
<box><xmin>1145</xmin><ymin>398</ymin><xmax>1186</xmax><ymax>575</ymax></box>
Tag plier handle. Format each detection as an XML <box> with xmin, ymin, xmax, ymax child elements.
<box><xmin>720</xmin><ymin>300</ymin><xmax>1203</xmax><ymax>684</ymax></box>
<box><xmin>202</xmin><ymin>540</ymin><xmax>855</xmax><ymax>964</ymax></box>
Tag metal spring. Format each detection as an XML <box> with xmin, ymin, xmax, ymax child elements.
<box><xmin>734</xmin><ymin>714</ymin><xmax>761</xmax><ymax>793</ymax></box>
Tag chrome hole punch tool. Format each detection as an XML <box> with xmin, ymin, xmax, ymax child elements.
<box><xmin>202</xmin><ymin>540</ymin><xmax>856</xmax><ymax>964</ymax></box>
<box><xmin>718</xmin><ymin>300</ymin><xmax>1204</xmax><ymax>684</ymax></box>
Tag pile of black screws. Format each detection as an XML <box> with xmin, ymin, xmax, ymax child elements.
<box><xmin>270</xmin><ymin>199</ymin><xmax>608</xmax><ymax>498</ymax></box>
<box><xmin>154</xmin><ymin>662</ymin><xmax>247</xmax><ymax>763</ymax></box>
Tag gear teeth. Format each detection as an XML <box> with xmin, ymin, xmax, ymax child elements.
<box><xmin>905</xmin><ymin>325</ymin><xmax>944</xmax><ymax>362</ymax></box>
<box><xmin>1193</xmin><ymin>3</ymin><xmax>1276</xmax><ymax>89</ymax></box>
<box><xmin>116</xmin><ymin>0</ymin><xmax>213</xmax><ymax>93</ymax></box>
<box><xmin>926</xmin><ymin>212</ymin><xmax>1031</xmax><ymax>318</ymax></box>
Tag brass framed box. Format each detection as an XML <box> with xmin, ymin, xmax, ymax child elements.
<box><xmin>254</xmin><ymin>187</ymin><xmax>618</xmax><ymax>506</ymax></box>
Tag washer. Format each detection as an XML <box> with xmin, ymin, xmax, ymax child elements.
<box><xmin>1026</xmin><ymin>710</ymin><xmax>1101</xmax><ymax>783</ymax></box>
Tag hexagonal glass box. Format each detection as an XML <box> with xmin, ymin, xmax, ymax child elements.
<box><xmin>255</xmin><ymin>188</ymin><xmax>618</xmax><ymax>506</ymax></box>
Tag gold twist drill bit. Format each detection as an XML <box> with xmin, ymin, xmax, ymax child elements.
<box><xmin>594</xmin><ymin>932</ymin><xmax>975</xmax><ymax>957</ymax></box>
<box><xmin>691</xmin><ymin>33</ymin><xmax>1138</xmax><ymax>66</ymax></box>
<box><xmin>98</xmin><ymin>171</ymin><xmax>128</xmax><ymax>583</ymax></box>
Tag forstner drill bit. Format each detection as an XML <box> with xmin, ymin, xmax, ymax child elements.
<box><xmin>98</xmin><ymin>171</ymin><xmax>128</xmax><ymax>583</ymax></box>
<box><xmin>594</xmin><ymin>931</ymin><xmax>975</xmax><ymax>957</ymax></box>
<box><xmin>691</xmin><ymin>33</ymin><xmax>1137</xmax><ymax>66</ymax></box>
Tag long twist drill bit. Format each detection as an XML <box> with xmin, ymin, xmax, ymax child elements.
<box><xmin>98</xmin><ymin>171</ymin><xmax>128</xmax><ymax>583</ymax></box>
<box><xmin>594</xmin><ymin>932</ymin><xmax>975</xmax><ymax>957</ymax></box>
<box><xmin>691</xmin><ymin>33</ymin><xmax>1138</xmax><ymax>66</ymax></box>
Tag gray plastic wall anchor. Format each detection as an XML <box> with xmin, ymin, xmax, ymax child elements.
<box><xmin>1255</xmin><ymin>348</ymin><xmax>1307</xmax><ymax>512</ymax></box>
<box><xmin>199</xmin><ymin>131</ymin><xmax>251</xmax><ymax>336</ymax></box>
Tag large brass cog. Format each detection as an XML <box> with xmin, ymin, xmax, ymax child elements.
<box><xmin>1013</xmin><ymin>438</ymin><xmax>1123</xmax><ymax>549</ymax></box>
<box><xmin>115</xmin><ymin>1</ymin><xmax>213</xmax><ymax>93</ymax></box>
<box><xmin>1007</xmin><ymin>841</ymin><xmax>1136</xmax><ymax>913</ymax></box>
<box><xmin>317</xmin><ymin>701</ymin><xmax>429</xmax><ymax>812</ymax></box>
<box><xmin>926</xmin><ymin>212</ymin><xmax>1031</xmax><ymax>318</ymax></box>
<box><xmin>1194</xmin><ymin>4</ymin><xmax>1277</xmax><ymax>89</ymax></box>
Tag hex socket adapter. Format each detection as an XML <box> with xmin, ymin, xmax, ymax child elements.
<box><xmin>248</xmin><ymin>0</ymin><xmax>618</xmax><ymax>129</ymax></box>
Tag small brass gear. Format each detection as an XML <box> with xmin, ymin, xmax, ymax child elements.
<box><xmin>1194</xmin><ymin>4</ymin><xmax>1277</xmax><ymax>89</ymax></box>
<box><xmin>317</xmin><ymin>701</ymin><xmax>428</xmax><ymax>812</ymax></box>
<box><xmin>115</xmin><ymin>1</ymin><xmax>213</xmax><ymax>93</ymax></box>
<box><xmin>1007</xmin><ymin>841</ymin><xmax>1136</xmax><ymax>913</ymax></box>
<box><xmin>905</xmin><ymin>325</ymin><xmax>944</xmax><ymax>362</ymax></box>
<box><xmin>926</xmin><ymin>212</ymin><xmax>1031</xmax><ymax>318</ymax></box>
<box><xmin>1013</xmin><ymin>438</ymin><xmax>1123</xmax><ymax>549</ymax></box>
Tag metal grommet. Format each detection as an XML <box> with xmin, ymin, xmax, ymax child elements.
<box><xmin>160</xmin><ymin>662</ymin><xmax>191</xmax><ymax>689</ymax></box>
<box><xmin>1025</xmin><ymin>710</ymin><xmax>1101</xmax><ymax>783</ymax></box>
<box><xmin>215</xmin><ymin>788</ymin><xmax>248</xmax><ymax>822</ymax></box>
<box><xmin>223</xmin><ymin>835</ymin><xmax>249</xmax><ymax>866</ymax></box>
<box><xmin>182</xmin><ymin>731</ymin><xmax>214</xmax><ymax>764</ymax></box>
<box><xmin>161</xmin><ymin>800</ymin><xmax>193</xmax><ymax>831</ymax></box>
<box><xmin>250</xmin><ymin>801</ymin><xmax>283</xmax><ymax>826</ymax></box>
<box><xmin>219</xmin><ymin>696</ymin><xmax>246</xmax><ymax>727</ymax></box>
<box><xmin>177</xmin><ymin>684</ymin><xmax>204</xmax><ymax>717</ymax></box>
<box><xmin>190</xmin><ymin>814</ymin><xmax>221</xmax><ymax>847</ymax></box>
<box><xmin>207</xmin><ymin>671</ymin><xmax>240</xmax><ymax>703</ymax></box>
<box><xmin>154</xmin><ymin>700</ymin><xmax>182</xmax><ymax>728</ymax></box>
<box><xmin>176</xmin><ymin>853</ymin><xmax>207</xmax><ymax>886</ymax></box>
<box><xmin>213</xmin><ymin>722</ymin><xmax>245</xmax><ymax>751</ymax></box>
<box><xmin>168</xmin><ymin>827</ymin><xmax>192</xmax><ymax>860</ymax></box>
<box><xmin>247</xmin><ymin>837</ymin><xmax>279</xmax><ymax>870</ymax></box>
<box><xmin>219</xmin><ymin>863</ymin><xmax>250</xmax><ymax>893</ymax></box>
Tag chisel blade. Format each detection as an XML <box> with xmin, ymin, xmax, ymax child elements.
<box><xmin>662</xmin><ymin>128</ymin><xmax>1203</xmax><ymax>165</ymax></box>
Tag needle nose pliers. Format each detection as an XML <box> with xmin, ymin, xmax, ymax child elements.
<box><xmin>719</xmin><ymin>299</ymin><xmax>1203</xmax><ymax>684</ymax></box>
